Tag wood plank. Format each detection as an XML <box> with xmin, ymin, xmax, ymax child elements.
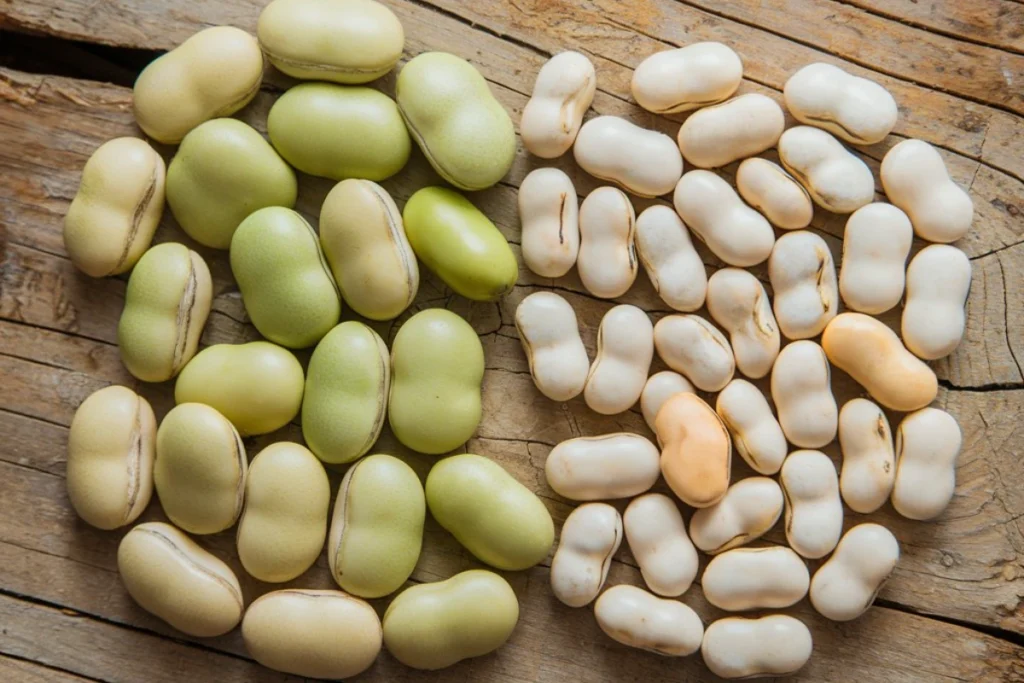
<box><xmin>0</xmin><ymin>654</ymin><xmax>97</xmax><ymax>683</ymax></box>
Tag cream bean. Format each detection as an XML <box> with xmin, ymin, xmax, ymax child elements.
<box><xmin>573</xmin><ymin>116</ymin><xmax>683</xmax><ymax>197</ymax></box>
<box><xmin>701</xmin><ymin>615</ymin><xmax>813</xmax><ymax>679</ymax></box>
<box><xmin>778</xmin><ymin>126</ymin><xmax>874</xmax><ymax>214</ymax></box>
<box><xmin>676</xmin><ymin>94</ymin><xmax>785</xmax><ymax>169</ymax></box>
<box><xmin>521</xmin><ymin>51</ymin><xmax>596</xmax><ymax>158</ymax></box>
<box><xmin>623</xmin><ymin>493</ymin><xmax>698</xmax><ymax>597</ymax></box>
<box><xmin>654</xmin><ymin>314</ymin><xmax>735</xmax><ymax>392</ymax></box>
<box><xmin>736</xmin><ymin>157</ymin><xmax>813</xmax><ymax>230</ymax></box>
<box><xmin>838</xmin><ymin>399</ymin><xmax>895</xmax><ymax>514</ymax></box>
<box><xmin>516</xmin><ymin>291</ymin><xmax>590</xmax><ymax>402</ymax></box>
<box><xmin>689</xmin><ymin>477</ymin><xmax>783</xmax><ymax>554</ymax></box>
<box><xmin>784</xmin><ymin>63</ymin><xmax>898</xmax><ymax>145</ymax></box>
<box><xmin>545</xmin><ymin>433</ymin><xmax>661</xmax><ymax>501</ymax></box>
<box><xmin>594</xmin><ymin>585</ymin><xmax>703</xmax><ymax>656</ymax></box>
<box><xmin>780</xmin><ymin>450</ymin><xmax>843</xmax><ymax>559</ymax></box>
<box><xmin>716</xmin><ymin>379</ymin><xmax>787</xmax><ymax>475</ymax></box>
<box><xmin>810</xmin><ymin>523</ymin><xmax>899</xmax><ymax>621</ymax></box>
<box><xmin>635</xmin><ymin>205</ymin><xmax>707</xmax><ymax>312</ymax></box>
<box><xmin>902</xmin><ymin>245</ymin><xmax>971</xmax><ymax>360</ymax></box>
<box><xmin>577</xmin><ymin>187</ymin><xmax>637</xmax><ymax>298</ymax></box>
<box><xmin>118</xmin><ymin>522</ymin><xmax>243</xmax><ymax>637</ymax></box>
<box><xmin>839</xmin><ymin>203</ymin><xmax>913</xmax><ymax>314</ymax></box>
<box><xmin>584</xmin><ymin>305</ymin><xmax>653</xmax><ymax>414</ymax></box>
<box><xmin>769</xmin><ymin>231</ymin><xmax>838</xmax><ymax>340</ymax></box>
<box><xmin>631</xmin><ymin>42</ymin><xmax>742</xmax><ymax>114</ymax></box>
<box><xmin>550</xmin><ymin>503</ymin><xmax>622</xmax><ymax>607</ymax></box>
<box><xmin>822</xmin><ymin>313</ymin><xmax>937</xmax><ymax>411</ymax></box>
<box><xmin>518</xmin><ymin>168</ymin><xmax>580</xmax><ymax>278</ymax></box>
<box><xmin>892</xmin><ymin>408</ymin><xmax>962</xmax><ymax>520</ymax></box>
<box><xmin>656</xmin><ymin>394</ymin><xmax>732</xmax><ymax>508</ymax></box>
<box><xmin>771</xmin><ymin>341</ymin><xmax>838</xmax><ymax>448</ymax></box>
<box><xmin>702</xmin><ymin>546</ymin><xmax>810</xmax><ymax>611</ymax></box>
<box><xmin>880</xmin><ymin>139</ymin><xmax>973</xmax><ymax>243</ymax></box>
<box><xmin>673</xmin><ymin>170</ymin><xmax>775</xmax><ymax>267</ymax></box>
<box><xmin>640</xmin><ymin>371</ymin><xmax>695</xmax><ymax>434</ymax></box>
<box><xmin>706</xmin><ymin>268</ymin><xmax>780</xmax><ymax>379</ymax></box>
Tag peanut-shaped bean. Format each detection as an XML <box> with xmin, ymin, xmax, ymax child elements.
<box><xmin>689</xmin><ymin>477</ymin><xmax>783</xmax><ymax>554</ymax></box>
<box><xmin>778</xmin><ymin>126</ymin><xmax>874</xmax><ymax>214</ymax></box>
<box><xmin>635</xmin><ymin>205</ymin><xmax>707</xmax><ymax>312</ymax></box>
<box><xmin>838</xmin><ymin>398</ymin><xmax>895</xmax><ymax>514</ymax></box>
<box><xmin>656</xmin><ymin>393</ymin><xmax>732</xmax><ymax>508</ymax></box>
<box><xmin>780</xmin><ymin>450</ymin><xmax>843</xmax><ymax>559</ymax></box>
<box><xmin>702</xmin><ymin>546</ymin><xmax>810</xmax><ymax>611</ymax></box>
<box><xmin>623</xmin><ymin>493</ymin><xmax>698</xmax><ymax>596</ymax></box>
<box><xmin>902</xmin><ymin>245</ymin><xmax>971</xmax><ymax>360</ymax></box>
<box><xmin>716</xmin><ymin>379</ymin><xmax>787</xmax><ymax>475</ymax></box>
<box><xmin>771</xmin><ymin>341</ymin><xmax>838</xmax><ymax>448</ymax></box>
<box><xmin>631</xmin><ymin>42</ymin><xmax>742</xmax><ymax>114</ymax></box>
<box><xmin>584</xmin><ymin>304</ymin><xmax>653</xmax><ymax>414</ymax></box>
<box><xmin>654</xmin><ymin>314</ymin><xmax>735</xmax><ymax>392</ymax></box>
<box><xmin>594</xmin><ymin>585</ymin><xmax>704</xmax><ymax>656</ymax></box>
<box><xmin>515</xmin><ymin>291</ymin><xmax>590</xmax><ymax>402</ymax></box>
<box><xmin>577</xmin><ymin>186</ymin><xmax>637</xmax><ymax>298</ymax></box>
<box><xmin>784</xmin><ymin>62</ymin><xmax>898</xmax><ymax>145</ymax></box>
<box><xmin>768</xmin><ymin>231</ymin><xmax>838</xmax><ymax>340</ymax></box>
<box><xmin>735</xmin><ymin>157</ymin><xmax>813</xmax><ymax>230</ymax></box>
<box><xmin>545</xmin><ymin>433</ymin><xmax>661</xmax><ymax>501</ymax></box>
<box><xmin>550</xmin><ymin>503</ymin><xmax>622</xmax><ymax>607</ymax></box>
<box><xmin>706</xmin><ymin>268</ymin><xmax>780</xmax><ymax>379</ymax></box>
<box><xmin>518</xmin><ymin>168</ymin><xmax>580</xmax><ymax>278</ymax></box>
<box><xmin>573</xmin><ymin>116</ymin><xmax>683</xmax><ymax>197</ymax></box>
<box><xmin>640</xmin><ymin>371</ymin><xmax>695</xmax><ymax>434</ymax></box>
<box><xmin>839</xmin><ymin>203</ymin><xmax>913</xmax><ymax>314</ymax></box>
<box><xmin>892</xmin><ymin>407</ymin><xmax>962</xmax><ymax>520</ymax></box>
<box><xmin>521</xmin><ymin>51</ymin><xmax>596</xmax><ymax>158</ymax></box>
<box><xmin>677</xmin><ymin>94</ymin><xmax>785</xmax><ymax>169</ymax></box>
<box><xmin>810</xmin><ymin>523</ymin><xmax>899</xmax><ymax>621</ymax></box>
<box><xmin>701</xmin><ymin>615</ymin><xmax>812</xmax><ymax>679</ymax></box>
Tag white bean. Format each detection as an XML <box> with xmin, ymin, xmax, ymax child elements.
<box><xmin>716</xmin><ymin>379</ymin><xmax>787</xmax><ymax>475</ymax></box>
<box><xmin>595</xmin><ymin>585</ymin><xmax>704</xmax><ymax>656</ymax></box>
<box><xmin>640</xmin><ymin>371</ymin><xmax>695</xmax><ymax>434</ymax></box>
<box><xmin>902</xmin><ymin>244</ymin><xmax>971</xmax><ymax>360</ymax></box>
<box><xmin>550</xmin><ymin>503</ymin><xmax>622</xmax><ymax>607</ymax></box>
<box><xmin>635</xmin><ymin>205</ymin><xmax>707</xmax><ymax>312</ymax></box>
<box><xmin>574</xmin><ymin>116</ymin><xmax>683</xmax><ymax>197</ymax></box>
<box><xmin>654</xmin><ymin>314</ymin><xmax>735</xmax><ymax>392</ymax></box>
<box><xmin>545</xmin><ymin>433</ymin><xmax>661</xmax><ymax>501</ymax></box>
<box><xmin>631</xmin><ymin>42</ymin><xmax>742</xmax><ymax>114</ymax></box>
<box><xmin>838</xmin><ymin>398</ymin><xmax>895</xmax><ymax>514</ymax></box>
<box><xmin>701</xmin><ymin>615</ymin><xmax>812</xmax><ymax>679</ymax></box>
<box><xmin>521</xmin><ymin>51</ymin><xmax>596</xmax><ymax>158</ymax></box>
<box><xmin>810</xmin><ymin>523</ymin><xmax>899</xmax><ymax>621</ymax></box>
<box><xmin>780</xmin><ymin>450</ymin><xmax>843</xmax><ymax>559</ymax></box>
<box><xmin>892</xmin><ymin>408</ymin><xmax>962</xmax><ymax>520</ymax></box>
<box><xmin>577</xmin><ymin>187</ymin><xmax>637</xmax><ymax>299</ymax></box>
<box><xmin>702</xmin><ymin>546</ymin><xmax>809</xmax><ymax>611</ymax></box>
<box><xmin>515</xmin><ymin>292</ymin><xmax>590</xmax><ymax>402</ymax></box>
<box><xmin>839</xmin><ymin>203</ymin><xmax>913</xmax><ymax>314</ymax></box>
<box><xmin>689</xmin><ymin>477</ymin><xmax>783</xmax><ymax>554</ymax></box>
<box><xmin>518</xmin><ymin>168</ymin><xmax>580</xmax><ymax>278</ymax></box>
<box><xmin>783</xmin><ymin>62</ymin><xmax>898</xmax><ymax>145</ymax></box>
<box><xmin>736</xmin><ymin>157</ymin><xmax>813</xmax><ymax>230</ymax></box>
<box><xmin>676</xmin><ymin>93</ymin><xmax>785</xmax><ymax>169</ymax></box>
<box><xmin>706</xmin><ymin>268</ymin><xmax>780</xmax><ymax>379</ymax></box>
<box><xmin>771</xmin><ymin>341</ymin><xmax>838</xmax><ymax>449</ymax></box>
<box><xmin>768</xmin><ymin>231</ymin><xmax>838</xmax><ymax>340</ymax></box>
<box><xmin>778</xmin><ymin>125</ymin><xmax>874</xmax><ymax>214</ymax></box>
<box><xmin>624</xmin><ymin>493</ymin><xmax>698</xmax><ymax>597</ymax></box>
<box><xmin>584</xmin><ymin>304</ymin><xmax>653</xmax><ymax>414</ymax></box>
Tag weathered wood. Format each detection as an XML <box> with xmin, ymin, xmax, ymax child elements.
<box><xmin>0</xmin><ymin>654</ymin><xmax>96</xmax><ymax>683</ymax></box>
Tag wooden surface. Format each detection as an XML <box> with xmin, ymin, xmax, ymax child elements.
<box><xmin>1</xmin><ymin>0</ymin><xmax>1022</xmax><ymax>681</ymax></box>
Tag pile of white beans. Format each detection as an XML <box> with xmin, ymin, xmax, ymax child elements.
<box><xmin>516</xmin><ymin>43</ymin><xmax>970</xmax><ymax>679</ymax></box>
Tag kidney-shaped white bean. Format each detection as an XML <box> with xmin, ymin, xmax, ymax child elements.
<box><xmin>550</xmin><ymin>503</ymin><xmax>622</xmax><ymax>607</ymax></box>
<box><xmin>838</xmin><ymin>398</ymin><xmax>895</xmax><ymax>514</ymax></box>
<box><xmin>676</xmin><ymin>93</ymin><xmax>785</xmax><ymax>169</ymax></box>
<box><xmin>595</xmin><ymin>585</ymin><xmax>704</xmax><ymax>656</ymax></box>
<box><xmin>706</xmin><ymin>268</ymin><xmax>780</xmax><ymax>379</ymax></box>
<box><xmin>521</xmin><ymin>51</ymin><xmax>596</xmax><ymax>159</ymax></box>
<box><xmin>839</xmin><ymin>203</ymin><xmax>912</xmax><ymax>315</ymax></box>
<box><xmin>778</xmin><ymin>126</ymin><xmax>874</xmax><ymax>214</ymax></box>
<box><xmin>891</xmin><ymin>407</ymin><xmax>962</xmax><ymax>521</ymax></box>
<box><xmin>736</xmin><ymin>157</ymin><xmax>813</xmax><ymax>230</ymax></box>
<box><xmin>810</xmin><ymin>522</ymin><xmax>899</xmax><ymax>621</ymax></box>
<box><xmin>584</xmin><ymin>304</ymin><xmax>653</xmax><ymax>414</ymax></box>
<box><xmin>701</xmin><ymin>615</ymin><xmax>813</xmax><ymax>679</ymax></box>
<box><xmin>576</xmin><ymin>187</ymin><xmax>637</xmax><ymax>299</ymax></box>
<box><xmin>635</xmin><ymin>205</ymin><xmax>707</xmax><ymax>312</ymax></box>
<box><xmin>654</xmin><ymin>314</ymin><xmax>735</xmax><ymax>392</ymax></box>
<box><xmin>574</xmin><ymin>116</ymin><xmax>683</xmax><ymax>197</ymax></box>
<box><xmin>702</xmin><ymin>546</ymin><xmax>809</xmax><ymax>611</ymax></box>
<box><xmin>515</xmin><ymin>291</ymin><xmax>590</xmax><ymax>402</ymax></box>
<box><xmin>780</xmin><ymin>450</ymin><xmax>843</xmax><ymax>559</ymax></box>
<box><xmin>545</xmin><ymin>433</ymin><xmax>661</xmax><ymax>501</ymax></box>
<box><xmin>783</xmin><ymin>62</ymin><xmax>898</xmax><ymax>145</ymax></box>
<box><xmin>518</xmin><ymin>168</ymin><xmax>580</xmax><ymax>278</ymax></box>
<box><xmin>631</xmin><ymin>42</ymin><xmax>742</xmax><ymax>114</ymax></box>
<box><xmin>689</xmin><ymin>477</ymin><xmax>783</xmax><ymax>554</ymax></box>
<box><xmin>902</xmin><ymin>244</ymin><xmax>971</xmax><ymax>361</ymax></box>
<box><xmin>769</xmin><ymin>230</ymin><xmax>838</xmax><ymax>340</ymax></box>
<box><xmin>716</xmin><ymin>379</ymin><xmax>787</xmax><ymax>475</ymax></box>
<box><xmin>624</xmin><ymin>493</ymin><xmax>698</xmax><ymax>597</ymax></box>
<box><xmin>771</xmin><ymin>341</ymin><xmax>838</xmax><ymax>449</ymax></box>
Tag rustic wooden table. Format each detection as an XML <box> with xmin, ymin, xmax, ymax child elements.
<box><xmin>1</xmin><ymin>1</ymin><xmax>1022</xmax><ymax>681</ymax></box>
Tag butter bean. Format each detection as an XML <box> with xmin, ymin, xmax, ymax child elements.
<box><xmin>838</xmin><ymin>399</ymin><xmax>895</xmax><ymax>514</ymax></box>
<box><xmin>257</xmin><ymin>0</ymin><xmax>403</xmax><ymax>84</ymax></box>
<box><xmin>689</xmin><ymin>477</ymin><xmax>783</xmax><ymax>554</ymax></box>
<box><xmin>237</xmin><ymin>443</ymin><xmax>330</xmax><ymax>583</ymax></box>
<box><xmin>577</xmin><ymin>187</ymin><xmax>638</xmax><ymax>298</ymax></box>
<box><xmin>736</xmin><ymin>157</ymin><xmax>813</xmax><ymax>230</ymax></box>
<box><xmin>550</xmin><ymin>503</ymin><xmax>622</xmax><ymax>607</ymax></box>
<box><xmin>703</xmin><ymin>547</ymin><xmax>809</xmax><ymax>611</ymax></box>
<box><xmin>902</xmin><ymin>245</ymin><xmax>971</xmax><ymax>360</ymax></box>
<box><xmin>839</xmin><ymin>203</ymin><xmax>913</xmax><ymax>314</ymax></box>
<box><xmin>781</xmin><ymin>450</ymin><xmax>843</xmax><ymax>559</ymax></box>
<box><xmin>706</xmin><ymin>268</ymin><xmax>780</xmax><ymax>379</ymax></box>
<box><xmin>822</xmin><ymin>313</ymin><xmax>937</xmax><ymax>411</ymax></box>
<box><xmin>584</xmin><ymin>304</ymin><xmax>653</xmax><ymax>415</ymax></box>
<box><xmin>117</xmin><ymin>242</ymin><xmax>211</xmax><ymax>382</ymax></box>
<box><xmin>118</xmin><ymin>522</ymin><xmax>243</xmax><ymax>637</ymax></box>
<box><xmin>230</xmin><ymin>207</ymin><xmax>342</xmax><ymax>349</ymax></box>
<box><xmin>771</xmin><ymin>341</ymin><xmax>838</xmax><ymax>449</ymax></box>
<box><xmin>716</xmin><ymin>379</ymin><xmax>787</xmax><ymax>476</ymax></box>
<box><xmin>329</xmin><ymin>454</ymin><xmax>425</xmax><ymax>598</ymax></box>
<box><xmin>573</xmin><ymin>116</ymin><xmax>683</xmax><ymax>197</ymax></box>
<box><xmin>383</xmin><ymin>570</ymin><xmax>519</xmax><ymax>670</ymax></box>
<box><xmin>67</xmin><ymin>386</ymin><xmax>156</xmax><ymax>530</ymax></box>
<box><xmin>521</xmin><ymin>51</ymin><xmax>596</xmax><ymax>158</ymax></box>
<box><xmin>677</xmin><ymin>94</ymin><xmax>785</xmax><ymax>169</ymax></box>
<box><xmin>784</xmin><ymin>63</ymin><xmax>898</xmax><ymax>145</ymax></box>
<box><xmin>594</xmin><ymin>585</ymin><xmax>703</xmax><ymax>656</ymax></box>
<box><xmin>63</xmin><ymin>138</ymin><xmax>165</xmax><ymax>277</ymax></box>
<box><xmin>397</xmin><ymin>52</ymin><xmax>515</xmax><ymax>191</ymax></box>
<box><xmin>881</xmin><ymin>139</ymin><xmax>973</xmax><ymax>243</ymax></box>
<box><xmin>892</xmin><ymin>408</ymin><xmax>962</xmax><ymax>520</ymax></box>
<box><xmin>518</xmin><ymin>168</ymin><xmax>580</xmax><ymax>278</ymax></box>
<box><xmin>133</xmin><ymin>27</ymin><xmax>263</xmax><ymax>144</ymax></box>
<box><xmin>545</xmin><ymin>433</ymin><xmax>661</xmax><ymax>501</ymax></box>
<box><xmin>389</xmin><ymin>309</ymin><xmax>484</xmax><ymax>454</ymax></box>
<box><xmin>640</xmin><ymin>371</ymin><xmax>695</xmax><ymax>434</ymax></box>
<box><xmin>154</xmin><ymin>403</ymin><xmax>246</xmax><ymax>535</ymax></box>
<box><xmin>631</xmin><ymin>42</ymin><xmax>742</xmax><ymax>114</ymax></box>
<box><xmin>769</xmin><ymin>231</ymin><xmax>838</xmax><ymax>340</ymax></box>
<box><xmin>624</xmin><ymin>493</ymin><xmax>698</xmax><ymax>597</ymax></box>
<box><xmin>674</xmin><ymin>170</ymin><xmax>775</xmax><ymax>267</ymax></box>
<box><xmin>654</xmin><ymin>314</ymin><xmax>734</xmax><ymax>392</ymax></box>
<box><xmin>635</xmin><ymin>205</ymin><xmax>707</xmax><ymax>312</ymax></box>
<box><xmin>701</xmin><ymin>615</ymin><xmax>812</xmax><ymax>679</ymax></box>
<box><xmin>656</xmin><ymin>393</ymin><xmax>732</xmax><ymax>508</ymax></box>
<box><xmin>515</xmin><ymin>292</ymin><xmax>590</xmax><ymax>402</ymax></box>
<box><xmin>242</xmin><ymin>589</ymin><xmax>382</xmax><ymax>679</ymax></box>
<box><xmin>778</xmin><ymin>126</ymin><xmax>874</xmax><ymax>214</ymax></box>
<box><xmin>166</xmin><ymin>118</ymin><xmax>297</xmax><ymax>249</ymax></box>
<box><xmin>810</xmin><ymin>523</ymin><xmax>899</xmax><ymax>621</ymax></box>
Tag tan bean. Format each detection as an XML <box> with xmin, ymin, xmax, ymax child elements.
<box><xmin>656</xmin><ymin>393</ymin><xmax>732</xmax><ymax>508</ymax></box>
<box><xmin>640</xmin><ymin>371</ymin><xmax>695</xmax><ymax>434</ymax></box>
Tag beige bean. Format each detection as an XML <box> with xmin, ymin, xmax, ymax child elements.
<box><xmin>640</xmin><ymin>371</ymin><xmax>695</xmax><ymax>434</ymax></box>
<box><xmin>810</xmin><ymin>523</ymin><xmax>899</xmax><ymax>621</ymax></box>
<box><xmin>118</xmin><ymin>522</ymin><xmax>243</xmax><ymax>637</ymax></box>
<box><xmin>584</xmin><ymin>305</ymin><xmax>653</xmax><ymax>415</ymax></box>
<box><xmin>880</xmin><ymin>139</ymin><xmax>973</xmax><ymax>243</ymax></box>
<box><xmin>673</xmin><ymin>170</ymin><xmax>775</xmax><ymax>267</ymax></box>
<box><xmin>771</xmin><ymin>341</ymin><xmax>838</xmax><ymax>449</ymax></box>
<box><xmin>839</xmin><ymin>203</ymin><xmax>913</xmax><ymax>314</ymax></box>
<box><xmin>780</xmin><ymin>450</ymin><xmax>843</xmax><ymax>559</ymax></box>
<box><xmin>545</xmin><ymin>433</ymin><xmax>661</xmax><ymax>501</ymax></box>
<box><xmin>838</xmin><ymin>399</ymin><xmax>895</xmax><ymax>514</ymax></box>
<box><xmin>635</xmin><ymin>205</ymin><xmax>707</xmax><ymax>312</ymax></box>
<box><xmin>902</xmin><ymin>245</ymin><xmax>971</xmax><ymax>360</ymax></box>
<box><xmin>706</xmin><ymin>268</ymin><xmax>780</xmax><ymax>379</ymax></box>
<box><xmin>594</xmin><ymin>585</ymin><xmax>703</xmax><ymax>656</ymax></box>
<box><xmin>701</xmin><ymin>615</ymin><xmax>813</xmax><ymax>679</ymax></box>
<box><xmin>784</xmin><ymin>63</ymin><xmax>898</xmax><ymax>145</ymax></box>
<box><xmin>716</xmin><ymin>379</ymin><xmax>787</xmax><ymax>475</ymax></box>
<box><xmin>676</xmin><ymin>93</ymin><xmax>785</xmax><ymax>169</ymax></box>
<box><xmin>778</xmin><ymin>126</ymin><xmax>874</xmax><ymax>214</ymax></box>
<box><xmin>577</xmin><ymin>187</ymin><xmax>637</xmax><ymax>298</ymax></box>
<box><xmin>892</xmin><ymin>408</ymin><xmax>962</xmax><ymax>520</ymax></box>
<box><xmin>550</xmin><ymin>503</ymin><xmax>622</xmax><ymax>607</ymax></box>
<box><xmin>736</xmin><ymin>157</ymin><xmax>813</xmax><ymax>230</ymax></box>
<box><xmin>702</xmin><ymin>546</ymin><xmax>810</xmax><ymax>611</ymax></box>
<box><xmin>518</xmin><ymin>167</ymin><xmax>580</xmax><ymax>278</ymax></box>
<box><xmin>656</xmin><ymin>393</ymin><xmax>732</xmax><ymax>508</ymax></box>
<box><xmin>654</xmin><ymin>314</ymin><xmax>735</xmax><ymax>392</ymax></box>
<box><xmin>624</xmin><ymin>493</ymin><xmax>698</xmax><ymax>597</ymax></box>
<box><xmin>516</xmin><ymin>291</ymin><xmax>590</xmax><ymax>402</ymax></box>
<box><xmin>631</xmin><ymin>42</ymin><xmax>742</xmax><ymax>114</ymax></box>
<box><xmin>573</xmin><ymin>116</ymin><xmax>683</xmax><ymax>197</ymax></box>
<box><xmin>689</xmin><ymin>477</ymin><xmax>783</xmax><ymax>554</ymax></box>
<box><xmin>769</xmin><ymin>231</ymin><xmax>838</xmax><ymax>340</ymax></box>
<box><xmin>521</xmin><ymin>51</ymin><xmax>596</xmax><ymax>158</ymax></box>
